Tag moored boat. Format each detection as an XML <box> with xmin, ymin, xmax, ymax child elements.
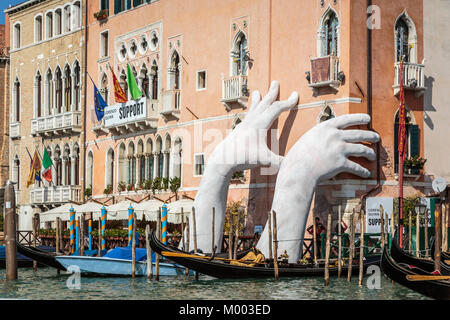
<box><xmin>380</xmin><ymin>245</ymin><xmax>450</xmax><ymax>300</ymax></box>
<box><xmin>1</xmin><ymin>245</ymin><xmax>56</xmax><ymax>268</ymax></box>
<box><xmin>55</xmin><ymin>247</ymin><xmax>191</xmax><ymax>277</ymax></box>
<box><xmin>149</xmin><ymin>231</ymin><xmax>381</xmax><ymax>279</ymax></box>
<box><xmin>390</xmin><ymin>237</ymin><xmax>450</xmax><ymax>275</ymax></box>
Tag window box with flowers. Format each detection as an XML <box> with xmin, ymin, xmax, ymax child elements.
<box><xmin>403</xmin><ymin>155</ymin><xmax>426</xmax><ymax>175</ymax></box>
<box><xmin>93</xmin><ymin>9</ymin><xmax>108</xmax><ymax>21</ymax></box>
<box><xmin>230</xmin><ymin>171</ymin><xmax>246</xmax><ymax>183</ymax></box>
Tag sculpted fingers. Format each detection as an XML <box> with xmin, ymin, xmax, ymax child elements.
<box><xmin>326</xmin><ymin>113</ymin><xmax>371</xmax><ymax>129</ymax></box>
<box><xmin>257</xmin><ymin>80</ymin><xmax>280</xmax><ymax>112</ymax></box>
<box><xmin>260</xmin><ymin>91</ymin><xmax>299</xmax><ymax>128</ymax></box>
<box><xmin>344</xmin><ymin>143</ymin><xmax>376</xmax><ymax>161</ymax></box>
<box><xmin>341</xmin><ymin>130</ymin><xmax>380</xmax><ymax>143</ymax></box>
<box><xmin>343</xmin><ymin>159</ymin><xmax>371</xmax><ymax>178</ymax></box>
<box><xmin>248</xmin><ymin>90</ymin><xmax>262</xmax><ymax>115</ymax></box>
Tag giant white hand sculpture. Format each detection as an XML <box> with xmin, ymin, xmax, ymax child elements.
<box><xmin>191</xmin><ymin>81</ymin><xmax>299</xmax><ymax>252</ymax></box>
<box><xmin>256</xmin><ymin>114</ymin><xmax>380</xmax><ymax>263</ymax></box>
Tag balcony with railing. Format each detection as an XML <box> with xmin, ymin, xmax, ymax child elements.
<box><xmin>221</xmin><ymin>75</ymin><xmax>249</xmax><ymax>110</ymax></box>
<box><xmin>308</xmin><ymin>55</ymin><xmax>343</xmax><ymax>91</ymax></box>
<box><xmin>160</xmin><ymin>89</ymin><xmax>181</xmax><ymax>119</ymax></box>
<box><xmin>10</xmin><ymin>122</ymin><xmax>20</xmax><ymax>139</ymax></box>
<box><xmin>100</xmin><ymin>97</ymin><xmax>159</xmax><ymax>135</ymax></box>
<box><xmin>31</xmin><ymin>111</ymin><xmax>82</xmax><ymax>137</ymax></box>
<box><xmin>393</xmin><ymin>62</ymin><xmax>426</xmax><ymax>97</ymax></box>
<box><xmin>30</xmin><ymin>185</ymin><xmax>81</xmax><ymax>206</ymax></box>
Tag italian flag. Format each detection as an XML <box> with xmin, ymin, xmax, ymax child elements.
<box><xmin>42</xmin><ymin>148</ymin><xmax>53</xmax><ymax>182</ymax></box>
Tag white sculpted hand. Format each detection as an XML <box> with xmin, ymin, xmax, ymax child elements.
<box><xmin>191</xmin><ymin>81</ymin><xmax>298</xmax><ymax>253</ymax></box>
<box><xmin>256</xmin><ymin>114</ymin><xmax>380</xmax><ymax>262</ymax></box>
<box><xmin>208</xmin><ymin>80</ymin><xmax>299</xmax><ymax>175</ymax></box>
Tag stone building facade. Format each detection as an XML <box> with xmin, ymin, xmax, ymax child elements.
<box><xmin>6</xmin><ymin>0</ymin><xmax>84</xmax><ymax>230</ymax></box>
<box><xmin>84</xmin><ymin>0</ymin><xmax>429</xmax><ymax>235</ymax></box>
<box><xmin>0</xmin><ymin>22</ymin><xmax>10</xmax><ymax>189</ymax></box>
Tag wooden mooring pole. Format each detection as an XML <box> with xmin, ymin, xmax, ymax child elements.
<box><xmin>409</xmin><ymin>211</ymin><xmax>412</xmax><ymax>254</ymax></box>
<box><xmin>324</xmin><ymin>213</ymin><xmax>332</xmax><ymax>286</ymax></box>
<box><xmin>181</xmin><ymin>208</ymin><xmax>185</xmax><ymax>252</ymax></box>
<box><xmin>132</xmin><ymin>211</ymin><xmax>136</xmax><ymax>278</ymax></box>
<box><xmin>98</xmin><ymin>218</ymin><xmax>101</xmax><ymax>256</ymax></box>
<box><xmin>5</xmin><ymin>181</ymin><xmax>17</xmax><ymax>280</ymax></box>
<box><xmin>233</xmin><ymin>209</ymin><xmax>241</xmax><ymax>260</ymax></box>
<box><xmin>156</xmin><ymin>207</ymin><xmax>161</xmax><ymax>281</ymax></box>
<box><xmin>211</xmin><ymin>207</ymin><xmax>215</xmax><ymax>255</ymax></box>
<box><xmin>267</xmin><ymin>210</ymin><xmax>272</xmax><ymax>262</ymax></box>
<box><xmin>145</xmin><ymin>224</ymin><xmax>152</xmax><ymax>279</ymax></box>
<box><xmin>192</xmin><ymin>207</ymin><xmax>198</xmax><ymax>254</ymax></box>
<box><xmin>272</xmin><ymin>210</ymin><xmax>279</xmax><ymax>281</ymax></box>
<box><xmin>416</xmin><ymin>211</ymin><xmax>420</xmax><ymax>257</ymax></box>
<box><xmin>347</xmin><ymin>209</ymin><xmax>355</xmax><ymax>283</ymax></box>
<box><xmin>358</xmin><ymin>210</ymin><xmax>365</xmax><ymax>286</ymax></box>
<box><xmin>185</xmin><ymin>216</ymin><xmax>190</xmax><ymax>276</ymax></box>
<box><xmin>434</xmin><ymin>201</ymin><xmax>442</xmax><ymax>273</ymax></box>
<box><xmin>56</xmin><ymin>217</ymin><xmax>60</xmax><ymax>253</ymax></box>
<box><xmin>443</xmin><ymin>203</ymin><xmax>448</xmax><ymax>253</ymax></box>
<box><xmin>80</xmin><ymin>214</ymin><xmax>85</xmax><ymax>256</ymax></box>
<box><xmin>380</xmin><ymin>205</ymin><xmax>385</xmax><ymax>248</ymax></box>
<box><xmin>228</xmin><ymin>210</ymin><xmax>233</xmax><ymax>260</ymax></box>
<box><xmin>424</xmin><ymin>209</ymin><xmax>429</xmax><ymax>258</ymax></box>
<box><xmin>338</xmin><ymin>204</ymin><xmax>343</xmax><ymax>278</ymax></box>
<box><xmin>33</xmin><ymin>214</ymin><xmax>38</xmax><ymax>272</ymax></box>
<box><xmin>313</xmin><ymin>214</ymin><xmax>317</xmax><ymax>265</ymax></box>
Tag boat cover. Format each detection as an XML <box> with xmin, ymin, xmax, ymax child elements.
<box><xmin>103</xmin><ymin>247</ymin><xmax>156</xmax><ymax>262</ymax></box>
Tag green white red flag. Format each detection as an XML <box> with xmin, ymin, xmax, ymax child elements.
<box><xmin>42</xmin><ymin>147</ymin><xmax>53</xmax><ymax>182</ymax></box>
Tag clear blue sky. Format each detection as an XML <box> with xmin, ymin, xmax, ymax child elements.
<box><xmin>1</xmin><ymin>0</ymin><xmax>28</xmax><ymax>24</ymax></box>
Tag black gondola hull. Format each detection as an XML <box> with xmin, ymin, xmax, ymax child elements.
<box><xmin>381</xmin><ymin>246</ymin><xmax>450</xmax><ymax>300</ymax></box>
<box><xmin>150</xmin><ymin>231</ymin><xmax>380</xmax><ymax>279</ymax></box>
<box><xmin>16</xmin><ymin>243</ymin><xmax>66</xmax><ymax>271</ymax></box>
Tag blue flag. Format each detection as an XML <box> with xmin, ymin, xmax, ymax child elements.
<box><xmin>89</xmin><ymin>74</ymin><xmax>108</xmax><ymax>121</ymax></box>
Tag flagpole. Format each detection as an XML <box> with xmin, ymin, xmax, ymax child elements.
<box><xmin>398</xmin><ymin>56</ymin><xmax>406</xmax><ymax>248</ymax></box>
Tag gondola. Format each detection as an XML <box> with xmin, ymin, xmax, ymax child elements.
<box><xmin>16</xmin><ymin>243</ymin><xmax>66</xmax><ymax>271</ymax></box>
<box><xmin>0</xmin><ymin>245</ymin><xmax>56</xmax><ymax>268</ymax></box>
<box><xmin>150</xmin><ymin>231</ymin><xmax>381</xmax><ymax>279</ymax></box>
<box><xmin>381</xmin><ymin>245</ymin><xmax>450</xmax><ymax>300</ymax></box>
<box><xmin>390</xmin><ymin>236</ymin><xmax>450</xmax><ymax>275</ymax></box>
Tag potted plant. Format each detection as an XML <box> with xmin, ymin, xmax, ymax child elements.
<box><xmin>152</xmin><ymin>177</ymin><xmax>162</xmax><ymax>195</ymax></box>
<box><xmin>93</xmin><ymin>9</ymin><xmax>108</xmax><ymax>21</ymax></box>
<box><xmin>118</xmin><ymin>181</ymin><xmax>127</xmax><ymax>192</ymax></box>
<box><xmin>84</xmin><ymin>186</ymin><xmax>92</xmax><ymax>198</ymax></box>
<box><xmin>103</xmin><ymin>184</ymin><xmax>113</xmax><ymax>195</ymax></box>
<box><xmin>161</xmin><ymin>177</ymin><xmax>169</xmax><ymax>191</ymax></box>
<box><xmin>169</xmin><ymin>176</ymin><xmax>181</xmax><ymax>198</ymax></box>
<box><xmin>404</xmin><ymin>155</ymin><xmax>426</xmax><ymax>175</ymax></box>
<box><xmin>126</xmin><ymin>183</ymin><xmax>134</xmax><ymax>192</ymax></box>
<box><xmin>143</xmin><ymin>179</ymin><xmax>152</xmax><ymax>191</ymax></box>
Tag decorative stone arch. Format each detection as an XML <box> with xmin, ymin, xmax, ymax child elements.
<box><xmin>150</xmin><ymin>59</ymin><xmax>159</xmax><ymax>99</ymax></box>
<box><xmin>172</xmin><ymin>136</ymin><xmax>183</xmax><ymax>179</ymax></box>
<box><xmin>100</xmin><ymin>71</ymin><xmax>108</xmax><ymax>104</ymax></box>
<box><xmin>34</xmin><ymin>69</ymin><xmax>43</xmax><ymax>118</ymax></box>
<box><xmin>105</xmin><ymin>147</ymin><xmax>115</xmax><ymax>189</ymax></box>
<box><xmin>145</xmin><ymin>137</ymin><xmax>154</xmax><ymax>154</ymax></box>
<box><xmin>317</xmin><ymin>104</ymin><xmax>336</xmax><ymax>123</ymax></box>
<box><xmin>163</xmin><ymin>133</ymin><xmax>172</xmax><ymax>152</ymax></box>
<box><xmin>168</xmin><ymin>49</ymin><xmax>181</xmax><ymax>90</ymax></box>
<box><xmin>138</xmin><ymin>62</ymin><xmax>149</xmax><ymax>97</ymax></box>
<box><xmin>12</xmin><ymin>76</ymin><xmax>21</xmax><ymax>122</ymax></box>
<box><xmin>54</xmin><ymin>65</ymin><xmax>63</xmax><ymax>113</ymax></box>
<box><xmin>45</xmin><ymin>10</ymin><xmax>54</xmax><ymax>39</ymax></box>
<box><xmin>86</xmin><ymin>149</ymin><xmax>94</xmax><ymax>189</ymax></box>
<box><xmin>230</xmin><ymin>30</ymin><xmax>249</xmax><ymax>76</ymax></box>
<box><xmin>155</xmin><ymin>135</ymin><xmax>163</xmax><ymax>152</ymax></box>
<box><xmin>394</xmin><ymin>10</ymin><xmax>418</xmax><ymax>63</ymax></box>
<box><xmin>34</xmin><ymin>13</ymin><xmax>44</xmax><ymax>42</ymax></box>
<box><xmin>119</xmin><ymin>68</ymin><xmax>128</xmax><ymax>98</ymax></box>
<box><xmin>317</xmin><ymin>5</ymin><xmax>340</xmax><ymax>57</ymax></box>
<box><xmin>44</xmin><ymin>67</ymin><xmax>53</xmax><ymax>116</ymax></box>
<box><xmin>118</xmin><ymin>143</ymin><xmax>127</xmax><ymax>183</ymax></box>
<box><xmin>12</xmin><ymin>22</ymin><xmax>21</xmax><ymax>49</ymax></box>
<box><xmin>127</xmin><ymin>141</ymin><xmax>136</xmax><ymax>185</ymax></box>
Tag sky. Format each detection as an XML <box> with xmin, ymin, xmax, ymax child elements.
<box><xmin>1</xmin><ymin>0</ymin><xmax>28</xmax><ymax>24</ymax></box>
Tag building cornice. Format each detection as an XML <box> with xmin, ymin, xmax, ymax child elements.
<box><xmin>4</xmin><ymin>0</ymin><xmax>48</xmax><ymax>16</ymax></box>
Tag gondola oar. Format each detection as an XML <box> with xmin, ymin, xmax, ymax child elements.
<box><xmin>406</xmin><ymin>274</ymin><xmax>450</xmax><ymax>281</ymax></box>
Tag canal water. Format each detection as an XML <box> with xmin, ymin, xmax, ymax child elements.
<box><xmin>0</xmin><ymin>267</ymin><xmax>429</xmax><ymax>300</ymax></box>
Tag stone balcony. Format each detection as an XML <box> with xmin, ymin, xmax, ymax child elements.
<box><xmin>93</xmin><ymin>97</ymin><xmax>159</xmax><ymax>135</ymax></box>
<box><xmin>10</xmin><ymin>122</ymin><xmax>20</xmax><ymax>139</ymax></box>
<box><xmin>308</xmin><ymin>55</ymin><xmax>342</xmax><ymax>91</ymax></box>
<box><xmin>30</xmin><ymin>185</ymin><xmax>81</xmax><ymax>206</ymax></box>
<box><xmin>160</xmin><ymin>89</ymin><xmax>181</xmax><ymax>119</ymax></box>
<box><xmin>31</xmin><ymin>111</ymin><xmax>82</xmax><ymax>137</ymax></box>
<box><xmin>393</xmin><ymin>62</ymin><xmax>426</xmax><ymax>97</ymax></box>
<box><xmin>221</xmin><ymin>75</ymin><xmax>249</xmax><ymax>111</ymax></box>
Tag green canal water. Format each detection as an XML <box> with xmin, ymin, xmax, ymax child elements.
<box><xmin>0</xmin><ymin>267</ymin><xmax>430</xmax><ymax>300</ymax></box>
